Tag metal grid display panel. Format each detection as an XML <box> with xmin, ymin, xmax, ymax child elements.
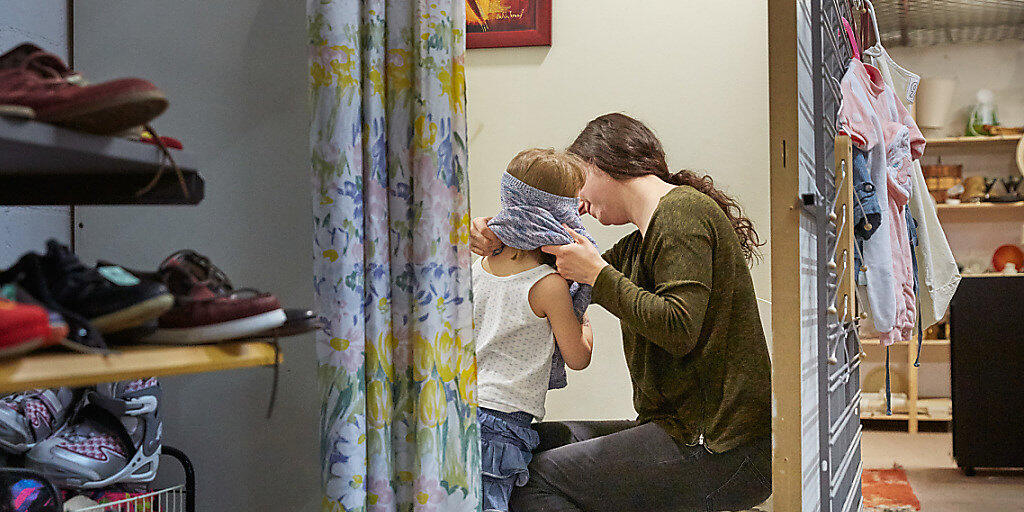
<box><xmin>872</xmin><ymin>0</ymin><xmax>1024</xmax><ymax>46</ymax></box>
<box><xmin>809</xmin><ymin>0</ymin><xmax>863</xmax><ymax>511</ymax></box>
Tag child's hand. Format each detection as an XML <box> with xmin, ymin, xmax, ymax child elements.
<box><xmin>470</xmin><ymin>216</ymin><xmax>503</xmax><ymax>256</ymax></box>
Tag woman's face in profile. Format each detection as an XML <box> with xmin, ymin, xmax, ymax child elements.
<box><xmin>579</xmin><ymin>164</ymin><xmax>631</xmax><ymax>226</ymax></box>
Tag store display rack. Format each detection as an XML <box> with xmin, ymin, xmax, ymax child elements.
<box><xmin>864</xmin><ymin>124</ymin><xmax>1024</xmax><ymax>433</ymax></box>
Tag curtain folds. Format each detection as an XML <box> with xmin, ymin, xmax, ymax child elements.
<box><xmin>307</xmin><ymin>1</ymin><xmax>478</xmax><ymax>510</ymax></box>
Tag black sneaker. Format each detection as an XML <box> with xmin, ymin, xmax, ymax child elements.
<box><xmin>0</xmin><ymin>241</ymin><xmax>173</xmax><ymax>337</ymax></box>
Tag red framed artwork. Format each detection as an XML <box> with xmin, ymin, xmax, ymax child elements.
<box><xmin>466</xmin><ymin>0</ymin><xmax>552</xmax><ymax>49</ymax></box>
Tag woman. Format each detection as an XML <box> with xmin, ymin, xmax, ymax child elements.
<box><xmin>470</xmin><ymin>113</ymin><xmax>772</xmax><ymax>512</ymax></box>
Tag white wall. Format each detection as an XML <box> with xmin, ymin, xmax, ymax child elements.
<box><xmin>73</xmin><ymin>2</ymin><xmax>319</xmax><ymax>510</ymax></box>
<box><xmin>0</xmin><ymin>0</ymin><xmax>70</xmax><ymax>266</ymax></box>
<box><xmin>466</xmin><ymin>0</ymin><xmax>771</xmax><ymax>421</ymax></box>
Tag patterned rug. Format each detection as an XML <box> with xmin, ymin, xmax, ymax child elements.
<box><xmin>863</xmin><ymin>467</ymin><xmax>921</xmax><ymax>512</ymax></box>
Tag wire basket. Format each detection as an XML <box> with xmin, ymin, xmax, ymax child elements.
<box><xmin>72</xmin><ymin>485</ymin><xmax>186</xmax><ymax>512</ymax></box>
<box><xmin>64</xmin><ymin>446</ymin><xmax>194</xmax><ymax>512</ymax></box>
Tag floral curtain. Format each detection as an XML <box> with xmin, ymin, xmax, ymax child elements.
<box><xmin>307</xmin><ymin>1</ymin><xmax>479</xmax><ymax>511</ymax></box>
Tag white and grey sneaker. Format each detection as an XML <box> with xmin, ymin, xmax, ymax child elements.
<box><xmin>25</xmin><ymin>378</ymin><xmax>162</xmax><ymax>489</ymax></box>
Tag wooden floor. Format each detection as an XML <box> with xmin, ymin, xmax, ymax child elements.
<box><xmin>862</xmin><ymin>430</ymin><xmax>1024</xmax><ymax>512</ymax></box>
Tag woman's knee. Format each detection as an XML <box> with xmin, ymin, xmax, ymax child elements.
<box><xmin>508</xmin><ymin>452</ymin><xmax>570</xmax><ymax>511</ymax></box>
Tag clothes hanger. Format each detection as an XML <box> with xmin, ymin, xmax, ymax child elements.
<box><xmin>860</xmin><ymin>0</ymin><xmax>921</xmax><ymax>104</ymax></box>
<box><xmin>861</xmin><ymin>0</ymin><xmax>883</xmax><ymax>56</ymax></box>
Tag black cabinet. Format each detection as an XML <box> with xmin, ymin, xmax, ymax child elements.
<box><xmin>950</xmin><ymin>275</ymin><xmax>1024</xmax><ymax>475</ymax></box>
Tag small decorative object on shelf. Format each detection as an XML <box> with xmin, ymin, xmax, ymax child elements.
<box><xmin>997</xmin><ymin>176</ymin><xmax>1023</xmax><ymax>202</ymax></box>
<box><xmin>966</xmin><ymin>89</ymin><xmax>998</xmax><ymax>137</ymax></box>
<box><xmin>922</xmin><ymin>161</ymin><xmax>962</xmax><ymax>203</ymax></box>
<box><xmin>962</xmin><ymin>176</ymin><xmax>987</xmax><ymax>203</ymax></box>
<box><xmin>984</xmin><ymin>125</ymin><xmax>1024</xmax><ymax>137</ymax></box>
<box><xmin>992</xmin><ymin>244</ymin><xmax>1024</xmax><ymax>274</ymax></box>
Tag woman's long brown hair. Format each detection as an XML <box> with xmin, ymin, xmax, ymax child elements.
<box><xmin>567</xmin><ymin>113</ymin><xmax>764</xmax><ymax>262</ymax></box>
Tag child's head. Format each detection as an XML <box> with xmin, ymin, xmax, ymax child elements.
<box><xmin>501</xmin><ymin>149</ymin><xmax>587</xmax><ymax>264</ymax></box>
<box><xmin>506</xmin><ymin>148</ymin><xmax>586</xmax><ymax>199</ymax></box>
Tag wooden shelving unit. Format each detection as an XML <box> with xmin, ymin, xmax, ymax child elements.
<box><xmin>961</xmin><ymin>272</ymin><xmax>1024</xmax><ymax>278</ymax></box>
<box><xmin>860</xmin><ymin>336</ymin><xmax>951</xmax><ymax>432</ymax></box>
<box><xmin>0</xmin><ymin>342</ymin><xmax>279</xmax><ymax>393</ymax></box>
<box><xmin>935</xmin><ymin>201</ymin><xmax>1024</xmax><ymax>223</ymax></box>
<box><xmin>0</xmin><ymin>117</ymin><xmax>290</xmax><ymax>394</ymax></box>
<box><xmin>870</xmin><ymin>130</ymin><xmax>1024</xmax><ymax>433</ymax></box>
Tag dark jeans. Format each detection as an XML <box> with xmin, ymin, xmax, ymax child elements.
<box><xmin>509</xmin><ymin>420</ymin><xmax>771</xmax><ymax>512</ymax></box>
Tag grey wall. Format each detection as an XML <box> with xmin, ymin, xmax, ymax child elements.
<box><xmin>73</xmin><ymin>2</ymin><xmax>318</xmax><ymax>510</ymax></box>
<box><xmin>0</xmin><ymin>0</ymin><xmax>70</xmax><ymax>266</ymax></box>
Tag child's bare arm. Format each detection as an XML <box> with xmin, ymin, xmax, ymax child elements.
<box><xmin>529</xmin><ymin>274</ymin><xmax>593</xmax><ymax>370</ymax></box>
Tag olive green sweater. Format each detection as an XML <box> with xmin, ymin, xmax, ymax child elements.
<box><xmin>592</xmin><ymin>185</ymin><xmax>771</xmax><ymax>453</ymax></box>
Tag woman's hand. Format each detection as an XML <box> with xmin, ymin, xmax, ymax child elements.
<box><xmin>470</xmin><ymin>216</ymin><xmax>503</xmax><ymax>256</ymax></box>
<box><xmin>541</xmin><ymin>225</ymin><xmax>607</xmax><ymax>286</ymax></box>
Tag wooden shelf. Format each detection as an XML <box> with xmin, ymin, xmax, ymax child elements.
<box><xmin>861</xmin><ymin>338</ymin><xmax>949</xmax><ymax>346</ymax></box>
<box><xmin>0</xmin><ymin>342</ymin><xmax>279</xmax><ymax>393</ymax></box>
<box><xmin>962</xmin><ymin>273</ymin><xmax>1024</xmax><ymax>278</ymax></box>
<box><xmin>927</xmin><ymin>134</ymin><xmax>1022</xmax><ymax>146</ymax></box>
<box><xmin>936</xmin><ymin>201</ymin><xmax>1024</xmax><ymax>223</ymax></box>
<box><xmin>861</xmin><ymin>412</ymin><xmax>951</xmax><ymax>422</ymax></box>
<box><xmin>0</xmin><ymin>117</ymin><xmax>203</xmax><ymax>206</ymax></box>
<box><xmin>861</xmin><ymin>398</ymin><xmax>951</xmax><ymax>422</ymax></box>
<box><xmin>936</xmin><ymin>201</ymin><xmax>1024</xmax><ymax>210</ymax></box>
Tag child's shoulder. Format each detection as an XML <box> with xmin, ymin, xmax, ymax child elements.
<box><xmin>529</xmin><ymin>271</ymin><xmax>569</xmax><ymax>295</ymax></box>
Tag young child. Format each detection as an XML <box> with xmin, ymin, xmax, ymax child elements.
<box><xmin>473</xmin><ymin>148</ymin><xmax>594</xmax><ymax>512</ymax></box>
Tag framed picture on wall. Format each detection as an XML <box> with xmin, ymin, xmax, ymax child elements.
<box><xmin>466</xmin><ymin>0</ymin><xmax>552</xmax><ymax>49</ymax></box>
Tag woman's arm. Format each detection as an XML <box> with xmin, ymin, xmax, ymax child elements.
<box><xmin>544</xmin><ymin>225</ymin><xmax>711</xmax><ymax>358</ymax></box>
<box><xmin>594</xmin><ymin>227</ymin><xmax>712</xmax><ymax>357</ymax></box>
<box><xmin>529</xmin><ymin>274</ymin><xmax>593</xmax><ymax>370</ymax></box>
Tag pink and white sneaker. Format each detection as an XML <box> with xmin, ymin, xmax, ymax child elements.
<box><xmin>25</xmin><ymin>379</ymin><xmax>162</xmax><ymax>489</ymax></box>
<box><xmin>0</xmin><ymin>388</ymin><xmax>78</xmax><ymax>454</ymax></box>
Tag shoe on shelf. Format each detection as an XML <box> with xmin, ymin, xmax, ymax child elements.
<box><xmin>25</xmin><ymin>378</ymin><xmax>162</xmax><ymax>489</ymax></box>
<box><xmin>0</xmin><ymin>296</ymin><xmax>56</xmax><ymax>358</ymax></box>
<box><xmin>1</xmin><ymin>284</ymin><xmax>71</xmax><ymax>354</ymax></box>
<box><xmin>119</xmin><ymin>250</ymin><xmax>286</xmax><ymax>344</ymax></box>
<box><xmin>0</xmin><ymin>240</ymin><xmax>174</xmax><ymax>338</ymax></box>
<box><xmin>0</xmin><ymin>43</ymin><xmax>167</xmax><ymax>135</ymax></box>
<box><xmin>229</xmin><ymin>308</ymin><xmax>321</xmax><ymax>341</ymax></box>
<box><xmin>0</xmin><ymin>388</ymin><xmax>78</xmax><ymax>455</ymax></box>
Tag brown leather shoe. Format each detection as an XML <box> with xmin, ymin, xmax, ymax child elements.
<box><xmin>136</xmin><ymin>251</ymin><xmax>285</xmax><ymax>344</ymax></box>
<box><xmin>0</xmin><ymin>43</ymin><xmax>167</xmax><ymax>135</ymax></box>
